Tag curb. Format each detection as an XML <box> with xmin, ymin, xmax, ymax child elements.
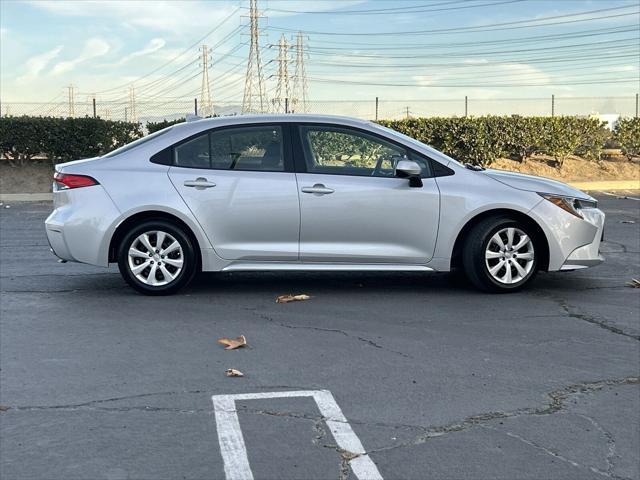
<box><xmin>569</xmin><ymin>180</ymin><xmax>640</xmax><ymax>191</ymax></box>
<box><xmin>1</xmin><ymin>181</ymin><xmax>638</xmax><ymax>202</ymax></box>
<box><xmin>1</xmin><ymin>193</ymin><xmax>53</xmax><ymax>202</ymax></box>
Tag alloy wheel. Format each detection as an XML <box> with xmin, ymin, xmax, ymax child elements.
<box><xmin>484</xmin><ymin>227</ymin><xmax>535</xmax><ymax>284</ymax></box>
<box><xmin>127</xmin><ymin>230</ymin><xmax>184</xmax><ymax>286</ymax></box>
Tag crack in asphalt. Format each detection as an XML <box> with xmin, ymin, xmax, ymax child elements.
<box><xmin>533</xmin><ymin>291</ymin><xmax>640</xmax><ymax>341</ymax></box>
<box><xmin>218</xmin><ymin>377</ymin><xmax>639</xmax><ymax>480</ymax></box>
<box><xmin>557</xmin><ymin>300</ymin><xmax>640</xmax><ymax>341</ymax></box>
<box><xmin>249</xmin><ymin>309</ymin><xmax>412</xmax><ymax>359</ymax></box>
<box><xmin>3</xmin><ymin>373</ymin><xmax>638</xmax><ymax>479</ymax></box>
<box><xmin>577</xmin><ymin>413</ymin><xmax>623</xmax><ymax>479</ymax></box>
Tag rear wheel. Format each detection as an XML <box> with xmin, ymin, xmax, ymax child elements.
<box><xmin>117</xmin><ymin>220</ymin><xmax>197</xmax><ymax>295</ymax></box>
<box><xmin>462</xmin><ymin>216</ymin><xmax>538</xmax><ymax>292</ymax></box>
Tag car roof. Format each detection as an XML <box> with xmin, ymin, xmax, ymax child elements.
<box><xmin>170</xmin><ymin>113</ymin><xmax>375</xmax><ymax>135</ymax></box>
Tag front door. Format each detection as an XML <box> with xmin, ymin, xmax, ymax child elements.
<box><xmin>168</xmin><ymin>124</ymin><xmax>300</xmax><ymax>261</ymax></box>
<box><xmin>294</xmin><ymin>124</ymin><xmax>440</xmax><ymax>264</ymax></box>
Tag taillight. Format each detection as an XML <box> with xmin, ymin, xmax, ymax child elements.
<box><xmin>54</xmin><ymin>172</ymin><xmax>99</xmax><ymax>190</ymax></box>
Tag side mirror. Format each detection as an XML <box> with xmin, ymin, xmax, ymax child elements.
<box><xmin>395</xmin><ymin>160</ymin><xmax>423</xmax><ymax>188</ymax></box>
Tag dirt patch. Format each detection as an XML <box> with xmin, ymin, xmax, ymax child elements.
<box><xmin>0</xmin><ymin>162</ymin><xmax>54</xmax><ymax>194</ymax></box>
<box><xmin>491</xmin><ymin>155</ymin><xmax>640</xmax><ymax>182</ymax></box>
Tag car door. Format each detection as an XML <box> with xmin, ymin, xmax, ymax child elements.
<box><xmin>168</xmin><ymin>123</ymin><xmax>300</xmax><ymax>261</ymax></box>
<box><xmin>294</xmin><ymin>123</ymin><xmax>440</xmax><ymax>264</ymax></box>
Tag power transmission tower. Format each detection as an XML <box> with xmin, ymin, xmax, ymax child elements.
<box><xmin>67</xmin><ymin>85</ymin><xmax>75</xmax><ymax>118</ymax></box>
<box><xmin>291</xmin><ymin>32</ymin><xmax>309</xmax><ymax>113</ymax></box>
<box><xmin>272</xmin><ymin>34</ymin><xmax>290</xmax><ymax>113</ymax></box>
<box><xmin>199</xmin><ymin>44</ymin><xmax>214</xmax><ymax>117</ymax></box>
<box><xmin>128</xmin><ymin>86</ymin><xmax>137</xmax><ymax>122</ymax></box>
<box><xmin>242</xmin><ymin>0</ymin><xmax>267</xmax><ymax>113</ymax></box>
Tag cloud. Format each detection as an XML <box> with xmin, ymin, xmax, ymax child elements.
<box><xmin>599</xmin><ymin>65</ymin><xmax>637</xmax><ymax>73</ymax></box>
<box><xmin>18</xmin><ymin>45</ymin><xmax>63</xmax><ymax>81</ymax></box>
<box><xmin>51</xmin><ymin>37</ymin><xmax>110</xmax><ymax>75</ymax></box>
<box><xmin>28</xmin><ymin>1</ymin><xmax>240</xmax><ymax>33</ymax></box>
<box><xmin>108</xmin><ymin>38</ymin><xmax>166</xmax><ymax>67</ymax></box>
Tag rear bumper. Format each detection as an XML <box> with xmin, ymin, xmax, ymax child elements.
<box><xmin>45</xmin><ymin>185</ymin><xmax>121</xmax><ymax>266</ymax></box>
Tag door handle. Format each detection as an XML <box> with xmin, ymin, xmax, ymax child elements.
<box><xmin>301</xmin><ymin>184</ymin><xmax>334</xmax><ymax>195</ymax></box>
<box><xmin>184</xmin><ymin>177</ymin><xmax>216</xmax><ymax>189</ymax></box>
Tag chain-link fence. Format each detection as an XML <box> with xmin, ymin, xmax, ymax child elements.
<box><xmin>2</xmin><ymin>95</ymin><xmax>638</xmax><ymax>123</ymax></box>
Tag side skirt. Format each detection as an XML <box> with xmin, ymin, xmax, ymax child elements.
<box><xmin>221</xmin><ymin>263</ymin><xmax>434</xmax><ymax>272</ymax></box>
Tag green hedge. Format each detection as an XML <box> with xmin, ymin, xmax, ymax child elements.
<box><xmin>377</xmin><ymin>116</ymin><xmax>610</xmax><ymax>167</ymax></box>
<box><xmin>0</xmin><ymin>116</ymin><xmax>143</xmax><ymax>165</ymax></box>
<box><xmin>146</xmin><ymin>118</ymin><xmax>186</xmax><ymax>134</ymax></box>
<box><xmin>613</xmin><ymin>118</ymin><xmax>640</xmax><ymax>159</ymax></box>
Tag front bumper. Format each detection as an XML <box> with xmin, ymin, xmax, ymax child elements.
<box><xmin>559</xmin><ymin>207</ymin><xmax>605</xmax><ymax>270</ymax></box>
<box><xmin>529</xmin><ymin>200</ymin><xmax>605</xmax><ymax>271</ymax></box>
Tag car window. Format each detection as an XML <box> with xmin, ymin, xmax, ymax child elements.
<box><xmin>299</xmin><ymin>125</ymin><xmax>429</xmax><ymax>177</ymax></box>
<box><xmin>210</xmin><ymin>126</ymin><xmax>284</xmax><ymax>171</ymax></box>
<box><xmin>103</xmin><ymin>127</ymin><xmax>172</xmax><ymax>158</ymax></box>
<box><xmin>174</xmin><ymin>133</ymin><xmax>210</xmax><ymax>168</ymax></box>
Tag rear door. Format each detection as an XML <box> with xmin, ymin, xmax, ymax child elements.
<box><xmin>294</xmin><ymin>123</ymin><xmax>440</xmax><ymax>264</ymax></box>
<box><xmin>168</xmin><ymin>123</ymin><xmax>300</xmax><ymax>261</ymax></box>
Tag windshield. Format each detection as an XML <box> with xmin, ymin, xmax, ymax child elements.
<box><xmin>103</xmin><ymin>127</ymin><xmax>173</xmax><ymax>158</ymax></box>
<box><xmin>374</xmin><ymin>123</ymin><xmax>462</xmax><ymax>166</ymax></box>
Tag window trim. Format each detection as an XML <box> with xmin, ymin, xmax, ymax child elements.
<box><xmin>292</xmin><ymin>122</ymin><xmax>454</xmax><ymax>179</ymax></box>
<box><xmin>150</xmin><ymin>122</ymin><xmax>295</xmax><ymax>173</ymax></box>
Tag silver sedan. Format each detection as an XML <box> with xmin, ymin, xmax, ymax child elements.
<box><xmin>45</xmin><ymin>114</ymin><xmax>604</xmax><ymax>295</ymax></box>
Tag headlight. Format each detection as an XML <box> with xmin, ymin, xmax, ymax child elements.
<box><xmin>538</xmin><ymin>193</ymin><xmax>597</xmax><ymax>219</ymax></box>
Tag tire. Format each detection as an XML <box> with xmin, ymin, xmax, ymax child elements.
<box><xmin>462</xmin><ymin>216</ymin><xmax>538</xmax><ymax>293</ymax></box>
<box><xmin>117</xmin><ymin>219</ymin><xmax>197</xmax><ymax>295</ymax></box>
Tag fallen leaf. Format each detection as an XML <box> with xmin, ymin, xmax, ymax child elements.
<box><xmin>217</xmin><ymin>335</ymin><xmax>247</xmax><ymax>350</ymax></box>
<box><xmin>0</xmin><ymin>405</ymin><xmax>9</xmax><ymax>412</ymax></box>
<box><xmin>276</xmin><ymin>294</ymin><xmax>311</xmax><ymax>304</ymax></box>
<box><xmin>627</xmin><ymin>278</ymin><xmax>640</xmax><ymax>288</ymax></box>
<box><xmin>225</xmin><ymin>368</ymin><xmax>244</xmax><ymax>377</ymax></box>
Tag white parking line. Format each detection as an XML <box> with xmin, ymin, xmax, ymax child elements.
<box><xmin>211</xmin><ymin>390</ymin><xmax>383</xmax><ymax>480</ymax></box>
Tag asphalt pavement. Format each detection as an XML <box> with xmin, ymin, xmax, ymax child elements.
<box><xmin>1</xmin><ymin>193</ymin><xmax>639</xmax><ymax>480</ymax></box>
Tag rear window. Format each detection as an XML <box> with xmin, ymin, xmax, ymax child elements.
<box><xmin>103</xmin><ymin>127</ymin><xmax>173</xmax><ymax>158</ymax></box>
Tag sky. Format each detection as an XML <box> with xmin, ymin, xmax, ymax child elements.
<box><xmin>0</xmin><ymin>0</ymin><xmax>638</xmax><ymax>108</ymax></box>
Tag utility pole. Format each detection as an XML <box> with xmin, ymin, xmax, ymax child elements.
<box><xmin>242</xmin><ymin>0</ymin><xmax>267</xmax><ymax>113</ymax></box>
<box><xmin>405</xmin><ymin>106</ymin><xmax>410</xmax><ymax>119</ymax></box>
<box><xmin>199</xmin><ymin>44</ymin><xmax>213</xmax><ymax>117</ymax></box>
<box><xmin>272</xmin><ymin>34</ymin><xmax>290</xmax><ymax>113</ymax></box>
<box><xmin>92</xmin><ymin>95</ymin><xmax>97</xmax><ymax>118</ymax></box>
<box><xmin>128</xmin><ymin>86</ymin><xmax>137</xmax><ymax>122</ymax></box>
<box><xmin>291</xmin><ymin>32</ymin><xmax>309</xmax><ymax>113</ymax></box>
<box><xmin>465</xmin><ymin>96</ymin><xmax>468</xmax><ymax>117</ymax></box>
<box><xmin>375</xmin><ymin>96</ymin><xmax>379</xmax><ymax>121</ymax></box>
<box><xmin>67</xmin><ymin>84</ymin><xmax>75</xmax><ymax>118</ymax></box>
<box><xmin>551</xmin><ymin>94</ymin><xmax>555</xmax><ymax>117</ymax></box>
<box><xmin>635</xmin><ymin>93</ymin><xmax>638</xmax><ymax>118</ymax></box>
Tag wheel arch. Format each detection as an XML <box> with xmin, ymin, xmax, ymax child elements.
<box><xmin>450</xmin><ymin>208</ymin><xmax>550</xmax><ymax>272</ymax></box>
<box><xmin>108</xmin><ymin>210</ymin><xmax>202</xmax><ymax>269</ymax></box>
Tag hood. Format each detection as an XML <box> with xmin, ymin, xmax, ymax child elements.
<box><xmin>482</xmin><ymin>169</ymin><xmax>594</xmax><ymax>201</ymax></box>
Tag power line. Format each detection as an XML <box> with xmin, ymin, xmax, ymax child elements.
<box><xmin>266</xmin><ymin>5</ymin><xmax>638</xmax><ymax>36</ymax></box>
<box><xmin>291</xmin><ymin>32</ymin><xmax>309</xmax><ymax>113</ymax></box>
<box><xmin>242</xmin><ymin>0</ymin><xmax>268</xmax><ymax>113</ymax></box>
<box><xmin>266</xmin><ymin>0</ymin><xmax>526</xmax><ymax>15</ymax></box>
<box><xmin>199</xmin><ymin>45</ymin><xmax>214</xmax><ymax>117</ymax></box>
<box><xmin>271</xmin><ymin>34</ymin><xmax>291</xmax><ymax>113</ymax></box>
<box><xmin>89</xmin><ymin>6</ymin><xmax>241</xmax><ymax>95</ymax></box>
<box><xmin>308</xmin><ymin>77</ymin><xmax>639</xmax><ymax>88</ymax></box>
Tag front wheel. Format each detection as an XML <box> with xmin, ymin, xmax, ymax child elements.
<box><xmin>117</xmin><ymin>220</ymin><xmax>197</xmax><ymax>295</ymax></box>
<box><xmin>462</xmin><ymin>217</ymin><xmax>538</xmax><ymax>293</ymax></box>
